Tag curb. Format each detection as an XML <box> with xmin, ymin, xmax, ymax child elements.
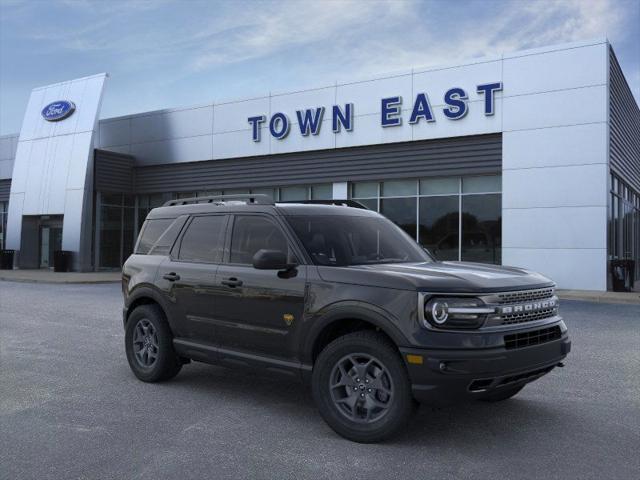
<box><xmin>557</xmin><ymin>292</ymin><xmax>640</xmax><ymax>305</ymax></box>
<box><xmin>0</xmin><ymin>277</ymin><xmax>120</xmax><ymax>285</ymax></box>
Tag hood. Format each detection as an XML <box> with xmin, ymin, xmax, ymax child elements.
<box><xmin>316</xmin><ymin>261</ymin><xmax>554</xmax><ymax>293</ymax></box>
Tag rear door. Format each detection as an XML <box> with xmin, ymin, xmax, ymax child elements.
<box><xmin>212</xmin><ymin>214</ymin><xmax>307</xmax><ymax>360</ymax></box>
<box><xmin>157</xmin><ymin>214</ymin><xmax>228</xmax><ymax>343</ymax></box>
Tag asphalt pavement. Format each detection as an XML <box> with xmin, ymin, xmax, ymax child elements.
<box><xmin>1</xmin><ymin>281</ymin><xmax>638</xmax><ymax>480</ymax></box>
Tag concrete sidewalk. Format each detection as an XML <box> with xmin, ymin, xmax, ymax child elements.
<box><xmin>0</xmin><ymin>269</ymin><xmax>120</xmax><ymax>284</ymax></box>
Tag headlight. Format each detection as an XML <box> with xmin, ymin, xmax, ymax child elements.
<box><xmin>422</xmin><ymin>297</ymin><xmax>494</xmax><ymax>329</ymax></box>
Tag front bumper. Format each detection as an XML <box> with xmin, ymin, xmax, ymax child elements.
<box><xmin>400</xmin><ymin>330</ymin><xmax>571</xmax><ymax>406</ymax></box>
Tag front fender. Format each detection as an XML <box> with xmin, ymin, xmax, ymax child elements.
<box><xmin>300</xmin><ymin>300</ymin><xmax>410</xmax><ymax>365</ymax></box>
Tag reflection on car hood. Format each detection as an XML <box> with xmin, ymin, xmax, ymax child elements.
<box><xmin>316</xmin><ymin>261</ymin><xmax>554</xmax><ymax>293</ymax></box>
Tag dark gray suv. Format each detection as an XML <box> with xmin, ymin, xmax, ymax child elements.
<box><xmin>122</xmin><ymin>194</ymin><xmax>570</xmax><ymax>443</ymax></box>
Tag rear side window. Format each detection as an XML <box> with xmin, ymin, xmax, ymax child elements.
<box><xmin>135</xmin><ymin>218</ymin><xmax>174</xmax><ymax>254</ymax></box>
<box><xmin>229</xmin><ymin>215</ymin><xmax>289</xmax><ymax>264</ymax></box>
<box><xmin>178</xmin><ymin>215</ymin><xmax>227</xmax><ymax>263</ymax></box>
<box><xmin>148</xmin><ymin>216</ymin><xmax>188</xmax><ymax>255</ymax></box>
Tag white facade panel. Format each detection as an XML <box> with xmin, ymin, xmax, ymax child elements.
<box><xmin>46</xmin><ymin>134</ymin><xmax>75</xmax><ymax>213</ymax></box>
<box><xmin>503</xmin><ymin>85</ymin><xmax>607</xmax><ymax>131</ymax></box>
<box><xmin>503</xmin><ymin>43</ymin><xmax>607</xmax><ymax>96</ymax></box>
<box><xmin>270</xmin><ymin>86</ymin><xmax>336</xmax><ymax>118</ymax></box>
<box><xmin>0</xmin><ymin>135</ymin><xmax>18</xmax><ymax>160</ymax></box>
<box><xmin>503</xmin><ymin>164</ymin><xmax>608</xmax><ymax>209</ymax></box>
<box><xmin>163</xmin><ymin>106</ymin><xmax>214</xmax><ymax>139</ymax></box>
<box><xmin>213</xmin><ymin>128</ymin><xmax>270</xmax><ymax>159</ymax></box>
<box><xmin>503</xmin><ymin>123</ymin><xmax>607</xmax><ymax>170</ymax></box>
<box><xmin>6</xmin><ymin>73</ymin><xmax>107</xmax><ymax>271</ymax></box>
<box><xmin>17</xmin><ymin>87</ymin><xmax>47</xmax><ymax>141</ymax></box>
<box><xmin>130</xmin><ymin>113</ymin><xmax>165</xmax><ymax>144</ymax></box>
<box><xmin>503</xmin><ymin>206</ymin><xmax>607</xmax><ymax>249</ymax></box>
<box><xmin>5</xmin><ymin>192</ymin><xmax>24</xmax><ymax>248</ymax></box>
<box><xmin>270</xmin><ymin>118</ymin><xmax>335</xmax><ymax>155</ymax></box>
<box><xmin>413</xmin><ymin>60</ymin><xmax>502</xmax><ymax>104</ymax></box>
<box><xmin>503</xmin><ymin>248</ymin><xmax>607</xmax><ymax>291</ymax></box>
<box><xmin>65</xmin><ymin>131</ymin><xmax>94</xmax><ymax>190</ymax></box>
<box><xmin>62</xmin><ymin>188</ymin><xmax>85</xmax><ymax>251</ymax></box>
<box><xmin>214</xmin><ymin>97</ymin><xmax>270</xmax><ymax>134</ymax></box>
<box><xmin>130</xmin><ymin>134</ymin><xmax>213</xmax><ymax>166</ymax></box>
<box><xmin>0</xmin><ymin>159</ymin><xmax>13</xmax><ymax>179</ymax></box>
<box><xmin>412</xmin><ymin>99</ymin><xmax>502</xmax><ymax>141</ymax></box>
<box><xmin>336</xmin><ymin>73</ymin><xmax>412</xmax><ymax>116</ymax></box>
<box><xmin>20</xmin><ymin>138</ymin><xmax>47</xmax><ymax>214</ymax></box>
<box><xmin>335</xmin><ymin>113</ymin><xmax>411</xmax><ymax>149</ymax></box>
<box><xmin>99</xmin><ymin>118</ymin><xmax>131</xmax><ymax>147</ymax></box>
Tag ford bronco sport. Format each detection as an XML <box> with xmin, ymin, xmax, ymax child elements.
<box><xmin>122</xmin><ymin>194</ymin><xmax>570</xmax><ymax>443</ymax></box>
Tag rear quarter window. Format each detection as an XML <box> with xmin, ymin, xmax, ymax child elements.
<box><xmin>135</xmin><ymin>218</ymin><xmax>175</xmax><ymax>254</ymax></box>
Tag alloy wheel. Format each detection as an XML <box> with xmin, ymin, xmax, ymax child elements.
<box><xmin>329</xmin><ymin>353</ymin><xmax>394</xmax><ymax>423</ymax></box>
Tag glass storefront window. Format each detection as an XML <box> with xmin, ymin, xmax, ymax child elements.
<box><xmin>355</xmin><ymin>198</ymin><xmax>378</xmax><ymax>211</ymax></box>
<box><xmin>462</xmin><ymin>175</ymin><xmax>501</xmax><ymax>193</ymax></box>
<box><xmin>420</xmin><ymin>177</ymin><xmax>459</xmax><ymax>195</ymax></box>
<box><xmin>609</xmin><ymin>173</ymin><xmax>640</xmax><ymax>289</ymax></box>
<box><xmin>97</xmin><ymin>193</ymin><xmax>135</xmax><ymax>269</ymax></box>
<box><xmin>352</xmin><ymin>182</ymin><xmax>378</xmax><ymax>199</ymax></box>
<box><xmin>380</xmin><ymin>198</ymin><xmax>417</xmax><ymax>239</ymax></box>
<box><xmin>250</xmin><ymin>188</ymin><xmax>277</xmax><ymax>200</ymax></box>
<box><xmin>311</xmin><ymin>184</ymin><xmax>333</xmax><ymax>200</ymax></box>
<box><xmin>461</xmin><ymin>194</ymin><xmax>502</xmax><ymax>264</ymax></box>
<box><xmin>419</xmin><ymin>196</ymin><xmax>459</xmax><ymax>261</ymax></box>
<box><xmin>381</xmin><ymin>179</ymin><xmax>416</xmax><ymax>197</ymax></box>
<box><xmin>280</xmin><ymin>186</ymin><xmax>309</xmax><ymax>201</ymax></box>
<box><xmin>351</xmin><ymin>175</ymin><xmax>502</xmax><ymax>264</ymax></box>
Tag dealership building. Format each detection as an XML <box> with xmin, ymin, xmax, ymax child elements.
<box><xmin>0</xmin><ymin>38</ymin><xmax>638</xmax><ymax>291</ymax></box>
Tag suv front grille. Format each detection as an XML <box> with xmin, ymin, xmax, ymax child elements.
<box><xmin>497</xmin><ymin>288</ymin><xmax>554</xmax><ymax>304</ymax></box>
<box><xmin>504</xmin><ymin>326</ymin><xmax>562</xmax><ymax>350</ymax></box>
<box><xmin>496</xmin><ymin>288</ymin><xmax>558</xmax><ymax>325</ymax></box>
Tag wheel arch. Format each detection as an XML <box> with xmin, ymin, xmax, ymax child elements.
<box><xmin>304</xmin><ymin>303</ymin><xmax>409</xmax><ymax>365</ymax></box>
<box><xmin>125</xmin><ymin>286</ymin><xmax>172</xmax><ymax>330</ymax></box>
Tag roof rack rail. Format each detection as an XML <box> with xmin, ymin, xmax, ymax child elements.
<box><xmin>278</xmin><ymin>199</ymin><xmax>370</xmax><ymax>209</ymax></box>
<box><xmin>163</xmin><ymin>194</ymin><xmax>274</xmax><ymax>207</ymax></box>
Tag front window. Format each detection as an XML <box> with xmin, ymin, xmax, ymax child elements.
<box><xmin>287</xmin><ymin>215</ymin><xmax>430</xmax><ymax>266</ymax></box>
<box><xmin>229</xmin><ymin>216</ymin><xmax>291</xmax><ymax>264</ymax></box>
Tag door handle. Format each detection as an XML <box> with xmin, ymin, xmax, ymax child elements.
<box><xmin>163</xmin><ymin>272</ymin><xmax>180</xmax><ymax>281</ymax></box>
<box><xmin>221</xmin><ymin>277</ymin><xmax>243</xmax><ymax>288</ymax></box>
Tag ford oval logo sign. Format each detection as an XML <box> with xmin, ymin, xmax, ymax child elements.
<box><xmin>41</xmin><ymin>100</ymin><xmax>76</xmax><ymax>122</ymax></box>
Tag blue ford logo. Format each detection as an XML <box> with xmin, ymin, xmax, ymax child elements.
<box><xmin>41</xmin><ymin>100</ymin><xmax>76</xmax><ymax>122</ymax></box>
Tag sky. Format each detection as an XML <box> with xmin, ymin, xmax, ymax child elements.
<box><xmin>0</xmin><ymin>0</ymin><xmax>639</xmax><ymax>135</ymax></box>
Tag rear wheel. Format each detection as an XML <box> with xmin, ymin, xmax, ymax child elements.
<box><xmin>479</xmin><ymin>385</ymin><xmax>524</xmax><ymax>402</ymax></box>
<box><xmin>125</xmin><ymin>304</ymin><xmax>182</xmax><ymax>382</ymax></box>
<box><xmin>312</xmin><ymin>331</ymin><xmax>413</xmax><ymax>443</ymax></box>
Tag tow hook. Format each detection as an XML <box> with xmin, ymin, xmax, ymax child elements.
<box><xmin>557</xmin><ymin>362</ymin><xmax>565</xmax><ymax>368</ymax></box>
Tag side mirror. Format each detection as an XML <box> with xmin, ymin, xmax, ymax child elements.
<box><xmin>252</xmin><ymin>249</ymin><xmax>293</xmax><ymax>270</ymax></box>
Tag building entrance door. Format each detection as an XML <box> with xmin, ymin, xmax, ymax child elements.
<box><xmin>39</xmin><ymin>222</ymin><xmax>62</xmax><ymax>268</ymax></box>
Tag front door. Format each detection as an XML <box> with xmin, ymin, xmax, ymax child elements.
<box><xmin>212</xmin><ymin>214</ymin><xmax>307</xmax><ymax>360</ymax></box>
<box><xmin>39</xmin><ymin>225</ymin><xmax>62</xmax><ymax>268</ymax></box>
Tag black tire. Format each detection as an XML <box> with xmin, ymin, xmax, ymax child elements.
<box><xmin>125</xmin><ymin>304</ymin><xmax>182</xmax><ymax>382</ymax></box>
<box><xmin>479</xmin><ymin>385</ymin><xmax>524</xmax><ymax>402</ymax></box>
<box><xmin>312</xmin><ymin>331</ymin><xmax>413</xmax><ymax>443</ymax></box>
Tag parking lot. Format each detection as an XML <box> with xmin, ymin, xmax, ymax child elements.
<box><xmin>1</xmin><ymin>280</ymin><xmax>638</xmax><ymax>480</ymax></box>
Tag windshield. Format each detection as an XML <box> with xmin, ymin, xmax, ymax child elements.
<box><xmin>286</xmin><ymin>214</ymin><xmax>432</xmax><ymax>266</ymax></box>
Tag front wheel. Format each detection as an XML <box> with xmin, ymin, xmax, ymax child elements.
<box><xmin>125</xmin><ymin>304</ymin><xmax>182</xmax><ymax>382</ymax></box>
<box><xmin>312</xmin><ymin>331</ymin><xmax>414</xmax><ymax>443</ymax></box>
